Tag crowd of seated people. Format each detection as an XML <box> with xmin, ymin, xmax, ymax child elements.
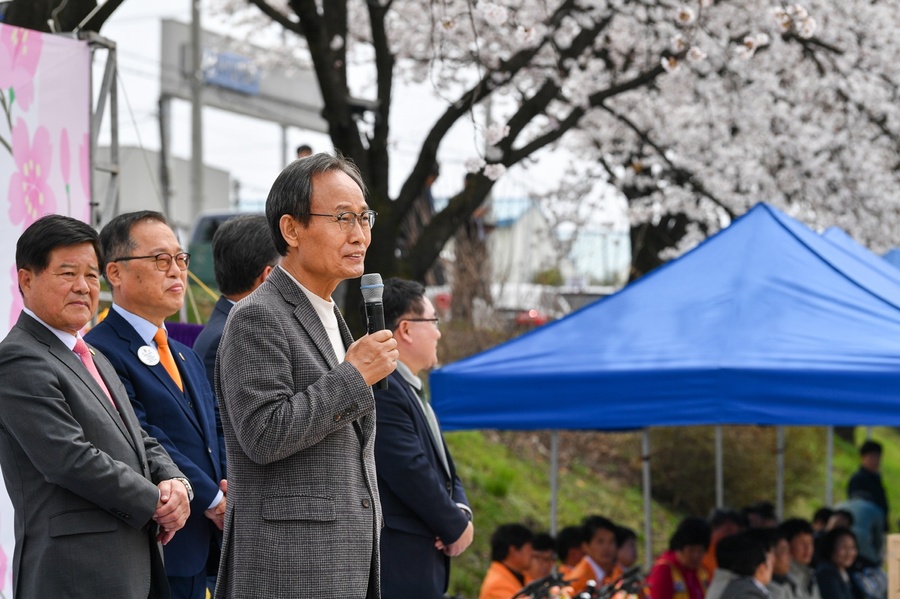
<box><xmin>479</xmin><ymin>503</ymin><xmax>884</xmax><ymax>599</ymax></box>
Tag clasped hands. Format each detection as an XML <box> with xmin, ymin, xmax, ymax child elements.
<box><xmin>153</xmin><ymin>478</ymin><xmax>191</xmax><ymax>545</ymax></box>
<box><xmin>204</xmin><ymin>479</ymin><xmax>228</xmax><ymax>530</ymax></box>
<box><xmin>152</xmin><ymin>478</ymin><xmax>228</xmax><ymax>544</ymax></box>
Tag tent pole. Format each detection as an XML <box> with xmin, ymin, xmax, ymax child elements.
<box><xmin>826</xmin><ymin>426</ymin><xmax>834</xmax><ymax>506</ymax></box>
<box><xmin>550</xmin><ymin>430</ymin><xmax>559</xmax><ymax>536</ymax></box>
<box><xmin>716</xmin><ymin>426</ymin><xmax>724</xmax><ymax>508</ymax></box>
<box><xmin>776</xmin><ymin>426</ymin><xmax>785</xmax><ymax>521</ymax></box>
<box><xmin>642</xmin><ymin>430</ymin><xmax>652</xmax><ymax>567</ymax></box>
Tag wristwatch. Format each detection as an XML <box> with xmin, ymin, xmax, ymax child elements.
<box><xmin>174</xmin><ymin>477</ymin><xmax>194</xmax><ymax>502</ymax></box>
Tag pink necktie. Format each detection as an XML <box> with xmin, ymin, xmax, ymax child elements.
<box><xmin>73</xmin><ymin>338</ymin><xmax>116</xmax><ymax>409</ymax></box>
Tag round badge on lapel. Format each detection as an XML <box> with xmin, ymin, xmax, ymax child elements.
<box><xmin>138</xmin><ymin>345</ymin><xmax>161</xmax><ymax>366</ymax></box>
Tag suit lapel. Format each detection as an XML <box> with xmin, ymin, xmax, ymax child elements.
<box><xmin>106</xmin><ymin>310</ymin><xmax>203</xmax><ymax>435</ymax></box>
<box><xmin>335</xmin><ymin>305</ymin><xmax>374</xmax><ymax>447</ymax></box>
<box><xmin>271</xmin><ymin>268</ymin><xmax>342</xmax><ymax>369</ymax></box>
<box><xmin>17</xmin><ymin>314</ymin><xmax>136</xmax><ymax>448</ymax></box>
<box><xmin>174</xmin><ymin>340</ymin><xmax>212</xmax><ymax>438</ymax></box>
<box><xmin>92</xmin><ymin>350</ymin><xmax>147</xmax><ymax>455</ymax></box>
<box><xmin>399</xmin><ymin>375</ymin><xmax>452</xmax><ymax>480</ymax></box>
<box><xmin>270</xmin><ymin>269</ymin><xmax>373</xmax><ymax>447</ymax></box>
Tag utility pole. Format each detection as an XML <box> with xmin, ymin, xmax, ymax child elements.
<box><xmin>190</xmin><ymin>0</ymin><xmax>204</xmax><ymax>219</ymax></box>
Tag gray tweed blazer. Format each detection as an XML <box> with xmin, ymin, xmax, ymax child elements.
<box><xmin>214</xmin><ymin>266</ymin><xmax>381</xmax><ymax>599</ymax></box>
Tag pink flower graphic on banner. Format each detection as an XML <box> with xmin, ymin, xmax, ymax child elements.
<box><xmin>8</xmin><ymin>118</ymin><xmax>56</xmax><ymax>227</ymax></box>
<box><xmin>79</xmin><ymin>133</ymin><xmax>91</xmax><ymax>221</ymax></box>
<box><xmin>0</xmin><ymin>25</ymin><xmax>43</xmax><ymax>111</ymax></box>
<box><xmin>60</xmin><ymin>128</ymin><xmax>70</xmax><ymax>184</ymax></box>
<box><xmin>0</xmin><ymin>526</ymin><xmax>6</xmax><ymax>592</ymax></box>
<box><xmin>9</xmin><ymin>264</ymin><xmax>23</xmax><ymax>331</ymax></box>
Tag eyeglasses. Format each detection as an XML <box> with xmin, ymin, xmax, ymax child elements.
<box><xmin>309</xmin><ymin>210</ymin><xmax>377</xmax><ymax>231</ymax></box>
<box><xmin>401</xmin><ymin>317</ymin><xmax>440</xmax><ymax>328</ymax></box>
<box><xmin>112</xmin><ymin>252</ymin><xmax>191</xmax><ymax>271</ymax></box>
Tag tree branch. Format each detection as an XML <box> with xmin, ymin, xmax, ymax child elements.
<box><xmin>247</xmin><ymin>0</ymin><xmax>302</xmax><ymax>34</ymax></box>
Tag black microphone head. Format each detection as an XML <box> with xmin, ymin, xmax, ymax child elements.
<box><xmin>360</xmin><ymin>273</ymin><xmax>384</xmax><ymax>304</ymax></box>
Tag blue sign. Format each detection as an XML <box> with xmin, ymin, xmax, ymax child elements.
<box><xmin>201</xmin><ymin>48</ymin><xmax>261</xmax><ymax>95</ymax></box>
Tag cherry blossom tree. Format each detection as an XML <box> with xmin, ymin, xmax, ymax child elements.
<box><xmin>201</xmin><ymin>1</ymin><xmax>669</xmax><ymax>322</ymax></box>
<box><xmin>210</xmin><ymin>0</ymin><xmax>892</xmax><ymax>301</ymax></box>
<box><xmin>13</xmin><ymin>0</ymin><xmax>899</xmax><ymax>305</ymax></box>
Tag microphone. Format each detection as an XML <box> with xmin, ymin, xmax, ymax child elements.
<box><xmin>360</xmin><ymin>273</ymin><xmax>389</xmax><ymax>390</ymax></box>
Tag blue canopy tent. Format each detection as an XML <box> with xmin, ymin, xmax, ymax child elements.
<box><xmin>821</xmin><ymin>226</ymin><xmax>900</xmax><ymax>287</ymax></box>
<box><xmin>433</xmin><ymin>203</ymin><xmax>900</xmax><ymax>428</ymax></box>
<box><xmin>431</xmin><ymin>203</ymin><xmax>900</xmax><ymax>553</ymax></box>
<box><xmin>882</xmin><ymin>248</ymin><xmax>900</xmax><ymax>271</ymax></box>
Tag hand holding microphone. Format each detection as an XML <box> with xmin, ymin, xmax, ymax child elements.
<box><xmin>345</xmin><ymin>273</ymin><xmax>397</xmax><ymax>389</ymax></box>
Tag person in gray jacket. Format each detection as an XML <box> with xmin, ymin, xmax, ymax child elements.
<box><xmin>781</xmin><ymin>519</ymin><xmax>822</xmax><ymax>599</ymax></box>
<box><xmin>707</xmin><ymin>534</ymin><xmax>744</xmax><ymax>599</ymax></box>
<box><xmin>721</xmin><ymin>531</ymin><xmax>774</xmax><ymax>599</ymax></box>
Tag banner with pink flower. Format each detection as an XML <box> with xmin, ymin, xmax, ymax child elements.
<box><xmin>0</xmin><ymin>23</ymin><xmax>91</xmax><ymax>594</ymax></box>
<box><xmin>0</xmin><ymin>24</ymin><xmax>91</xmax><ymax>330</ymax></box>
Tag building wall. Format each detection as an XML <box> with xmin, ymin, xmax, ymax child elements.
<box><xmin>95</xmin><ymin>146</ymin><xmax>231</xmax><ymax>234</ymax></box>
<box><xmin>489</xmin><ymin>204</ymin><xmax>560</xmax><ymax>285</ymax></box>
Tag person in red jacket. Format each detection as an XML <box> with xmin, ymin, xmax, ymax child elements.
<box><xmin>647</xmin><ymin>517</ymin><xmax>712</xmax><ymax>599</ymax></box>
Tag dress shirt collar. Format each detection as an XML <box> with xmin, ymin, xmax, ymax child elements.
<box><xmin>111</xmin><ymin>304</ymin><xmax>167</xmax><ymax>347</ymax></box>
<box><xmin>394</xmin><ymin>360</ymin><xmax>423</xmax><ymax>392</ymax></box>
<box><xmin>585</xmin><ymin>556</ymin><xmax>606</xmax><ymax>583</ymax></box>
<box><xmin>23</xmin><ymin>308</ymin><xmax>78</xmax><ymax>350</ymax></box>
<box><xmin>753</xmin><ymin>578</ymin><xmax>771</xmax><ymax>596</ymax></box>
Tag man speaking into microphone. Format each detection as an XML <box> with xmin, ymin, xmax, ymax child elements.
<box><xmin>214</xmin><ymin>153</ymin><xmax>398</xmax><ymax>599</ymax></box>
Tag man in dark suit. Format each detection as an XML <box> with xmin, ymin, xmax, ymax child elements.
<box><xmin>374</xmin><ymin>278</ymin><xmax>473</xmax><ymax>599</ymax></box>
<box><xmin>192</xmin><ymin>214</ymin><xmax>278</xmax><ymax>391</ymax></box>
<box><xmin>214</xmin><ymin>154</ymin><xmax>398</xmax><ymax>598</ymax></box>
<box><xmin>848</xmin><ymin>440</ymin><xmax>888</xmax><ymax>530</ymax></box>
<box><xmin>85</xmin><ymin>211</ymin><xmax>227</xmax><ymax>599</ymax></box>
<box><xmin>0</xmin><ymin>214</ymin><xmax>190</xmax><ymax>598</ymax></box>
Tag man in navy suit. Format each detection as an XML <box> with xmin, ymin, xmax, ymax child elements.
<box><xmin>192</xmin><ymin>214</ymin><xmax>278</xmax><ymax>391</ymax></box>
<box><xmin>374</xmin><ymin>278</ymin><xmax>474</xmax><ymax>599</ymax></box>
<box><xmin>86</xmin><ymin>211</ymin><xmax>227</xmax><ymax>599</ymax></box>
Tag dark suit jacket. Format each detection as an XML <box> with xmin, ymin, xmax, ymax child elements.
<box><xmin>815</xmin><ymin>563</ymin><xmax>856</xmax><ymax>599</ymax></box>
<box><xmin>0</xmin><ymin>312</ymin><xmax>183</xmax><ymax>598</ymax></box>
<box><xmin>374</xmin><ymin>370</ymin><xmax>470</xmax><ymax>599</ymax></box>
<box><xmin>192</xmin><ymin>296</ymin><xmax>232</xmax><ymax>392</ymax></box>
<box><xmin>86</xmin><ymin>307</ymin><xmax>227</xmax><ymax>578</ymax></box>
<box><xmin>214</xmin><ymin>266</ymin><xmax>381</xmax><ymax>599</ymax></box>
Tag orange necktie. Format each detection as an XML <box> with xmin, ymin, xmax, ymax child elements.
<box><xmin>153</xmin><ymin>328</ymin><xmax>184</xmax><ymax>392</ymax></box>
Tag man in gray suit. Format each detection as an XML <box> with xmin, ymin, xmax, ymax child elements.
<box><xmin>0</xmin><ymin>214</ymin><xmax>191</xmax><ymax>598</ymax></box>
<box><xmin>215</xmin><ymin>153</ymin><xmax>398</xmax><ymax>599</ymax></box>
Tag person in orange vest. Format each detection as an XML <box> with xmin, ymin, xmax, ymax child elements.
<box><xmin>647</xmin><ymin>517</ymin><xmax>712</xmax><ymax>599</ymax></box>
<box><xmin>478</xmin><ymin>524</ymin><xmax>534</xmax><ymax>599</ymax></box>
<box><xmin>557</xmin><ymin>525</ymin><xmax>587</xmax><ymax>577</ymax></box>
<box><xmin>568</xmin><ymin>516</ymin><xmax>623</xmax><ymax>594</ymax></box>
